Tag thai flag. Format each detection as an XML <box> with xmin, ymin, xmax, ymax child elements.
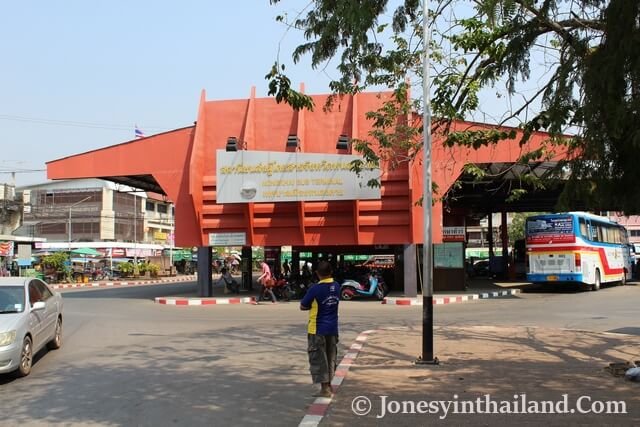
<box><xmin>135</xmin><ymin>125</ymin><xmax>145</xmax><ymax>139</ymax></box>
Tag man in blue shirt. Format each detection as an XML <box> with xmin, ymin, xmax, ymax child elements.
<box><xmin>300</xmin><ymin>261</ymin><xmax>340</xmax><ymax>398</ymax></box>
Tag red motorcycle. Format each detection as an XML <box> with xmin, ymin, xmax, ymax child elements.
<box><xmin>259</xmin><ymin>276</ymin><xmax>293</xmax><ymax>302</ymax></box>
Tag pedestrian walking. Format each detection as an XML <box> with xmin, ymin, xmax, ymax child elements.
<box><xmin>282</xmin><ymin>259</ymin><xmax>291</xmax><ymax>278</ymax></box>
<box><xmin>300</xmin><ymin>261</ymin><xmax>340</xmax><ymax>397</ymax></box>
<box><xmin>257</xmin><ymin>259</ymin><xmax>276</xmax><ymax>303</ymax></box>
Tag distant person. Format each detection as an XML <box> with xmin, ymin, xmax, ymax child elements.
<box><xmin>282</xmin><ymin>259</ymin><xmax>291</xmax><ymax>277</ymax></box>
<box><xmin>301</xmin><ymin>262</ymin><xmax>313</xmax><ymax>284</ymax></box>
<box><xmin>300</xmin><ymin>261</ymin><xmax>341</xmax><ymax>398</ymax></box>
<box><xmin>231</xmin><ymin>258</ymin><xmax>240</xmax><ymax>274</ymax></box>
<box><xmin>257</xmin><ymin>260</ymin><xmax>276</xmax><ymax>303</ymax></box>
<box><xmin>220</xmin><ymin>267</ymin><xmax>240</xmax><ymax>294</ymax></box>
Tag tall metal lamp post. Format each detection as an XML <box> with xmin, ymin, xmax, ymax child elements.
<box><xmin>130</xmin><ymin>191</ymin><xmax>146</xmax><ymax>271</ymax></box>
<box><xmin>416</xmin><ymin>0</ymin><xmax>438</xmax><ymax>365</ymax></box>
<box><xmin>133</xmin><ymin>192</ymin><xmax>137</xmax><ymax>266</ymax></box>
<box><xmin>117</xmin><ymin>188</ymin><xmax>145</xmax><ymax>273</ymax></box>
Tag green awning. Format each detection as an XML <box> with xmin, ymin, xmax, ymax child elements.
<box><xmin>71</xmin><ymin>247</ymin><xmax>102</xmax><ymax>256</ymax></box>
<box><xmin>166</xmin><ymin>249</ymin><xmax>193</xmax><ymax>261</ymax></box>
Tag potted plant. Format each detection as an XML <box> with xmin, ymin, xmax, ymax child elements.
<box><xmin>147</xmin><ymin>263</ymin><xmax>160</xmax><ymax>278</ymax></box>
<box><xmin>137</xmin><ymin>262</ymin><xmax>148</xmax><ymax>277</ymax></box>
<box><xmin>118</xmin><ymin>262</ymin><xmax>134</xmax><ymax>278</ymax></box>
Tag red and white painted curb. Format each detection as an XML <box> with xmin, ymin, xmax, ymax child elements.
<box><xmin>51</xmin><ymin>275</ymin><xmax>197</xmax><ymax>290</ymax></box>
<box><xmin>155</xmin><ymin>296</ymin><xmax>256</xmax><ymax>306</ymax></box>
<box><xmin>299</xmin><ymin>328</ymin><xmax>393</xmax><ymax>427</ymax></box>
<box><xmin>382</xmin><ymin>289</ymin><xmax>521</xmax><ymax>306</ymax></box>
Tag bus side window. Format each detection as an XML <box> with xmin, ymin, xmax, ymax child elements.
<box><xmin>603</xmin><ymin>224</ymin><xmax>612</xmax><ymax>244</ymax></box>
<box><xmin>589</xmin><ymin>222</ymin><xmax>598</xmax><ymax>242</ymax></box>
<box><xmin>597</xmin><ymin>224</ymin><xmax>604</xmax><ymax>243</ymax></box>
<box><xmin>579</xmin><ymin>218</ymin><xmax>588</xmax><ymax>239</ymax></box>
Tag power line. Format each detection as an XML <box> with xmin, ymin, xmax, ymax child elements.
<box><xmin>0</xmin><ymin>169</ymin><xmax>45</xmax><ymax>174</ymax></box>
<box><xmin>0</xmin><ymin>114</ymin><xmax>169</xmax><ymax>132</ymax></box>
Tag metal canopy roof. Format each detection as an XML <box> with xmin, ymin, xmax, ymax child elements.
<box><xmin>97</xmin><ymin>174</ymin><xmax>165</xmax><ymax>195</ymax></box>
<box><xmin>443</xmin><ymin>162</ymin><xmax>585</xmax><ymax>216</ymax></box>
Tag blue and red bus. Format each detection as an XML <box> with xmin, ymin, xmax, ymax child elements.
<box><xmin>526</xmin><ymin>212</ymin><xmax>634</xmax><ymax>290</ymax></box>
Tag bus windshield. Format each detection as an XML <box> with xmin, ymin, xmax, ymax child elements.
<box><xmin>525</xmin><ymin>215</ymin><xmax>575</xmax><ymax>244</ymax></box>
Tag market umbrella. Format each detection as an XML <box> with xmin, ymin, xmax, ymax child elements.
<box><xmin>33</xmin><ymin>250</ymin><xmax>54</xmax><ymax>257</ymax></box>
<box><xmin>71</xmin><ymin>247</ymin><xmax>102</xmax><ymax>257</ymax></box>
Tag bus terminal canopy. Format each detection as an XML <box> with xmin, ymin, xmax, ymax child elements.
<box><xmin>442</xmin><ymin>161</ymin><xmax>583</xmax><ymax>217</ymax></box>
<box><xmin>46</xmin><ymin>88</ymin><xmax>557</xmax><ymax>248</ymax></box>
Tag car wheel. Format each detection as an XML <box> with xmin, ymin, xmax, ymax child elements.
<box><xmin>47</xmin><ymin>317</ymin><xmax>62</xmax><ymax>350</ymax></box>
<box><xmin>17</xmin><ymin>336</ymin><xmax>33</xmax><ymax>377</ymax></box>
<box><xmin>592</xmin><ymin>270</ymin><xmax>601</xmax><ymax>291</ymax></box>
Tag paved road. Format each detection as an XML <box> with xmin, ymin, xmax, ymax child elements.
<box><xmin>0</xmin><ymin>282</ymin><xmax>638</xmax><ymax>426</ymax></box>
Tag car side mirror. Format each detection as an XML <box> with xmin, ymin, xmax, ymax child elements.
<box><xmin>32</xmin><ymin>301</ymin><xmax>46</xmax><ymax>311</ymax></box>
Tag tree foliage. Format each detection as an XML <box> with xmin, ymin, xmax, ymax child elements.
<box><xmin>507</xmin><ymin>211</ymin><xmax>546</xmax><ymax>245</ymax></box>
<box><xmin>267</xmin><ymin>0</ymin><xmax>640</xmax><ymax>213</ymax></box>
<box><xmin>42</xmin><ymin>252</ymin><xmax>68</xmax><ymax>272</ymax></box>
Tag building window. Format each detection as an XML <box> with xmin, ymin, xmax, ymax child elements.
<box><xmin>466</xmin><ymin>231</ymin><xmax>482</xmax><ymax>241</ymax></box>
<box><xmin>630</xmin><ymin>230</ymin><xmax>640</xmax><ymax>237</ymax></box>
<box><xmin>157</xmin><ymin>204</ymin><xmax>168</xmax><ymax>214</ymax></box>
<box><xmin>146</xmin><ymin>201</ymin><xmax>155</xmax><ymax>212</ymax></box>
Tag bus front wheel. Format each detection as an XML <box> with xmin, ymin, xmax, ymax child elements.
<box><xmin>592</xmin><ymin>270</ymin><xmax>601</xmax><ymax>291</ymax></box>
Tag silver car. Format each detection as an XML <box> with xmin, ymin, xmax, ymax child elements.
<box><xmin>0</xmin><ymin>277</ymin><xmax>63</xmax><ymax>377</ymax></box>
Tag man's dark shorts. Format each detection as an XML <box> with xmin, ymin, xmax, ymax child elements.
<box><xmin>308</xmin><ymin>334</ymin><xmax>339</xmax><ymax>384</ymax></box>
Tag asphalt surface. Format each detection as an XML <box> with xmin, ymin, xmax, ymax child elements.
<box><xmin>0</xmin><ymin>281</ymin><xmax>638</xmax><ymax>426</ymax></box>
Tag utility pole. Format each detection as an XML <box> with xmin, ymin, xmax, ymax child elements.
<box><xmin>133</xmin><ymin>193</ymin><xmax>138</xmax><ymax>267</ymax></box>
<box><xmin>169</xmin><ymin>203</ymin><xmax>174</xmax><ymax>274</ymax></box>
<box><xmin>68</xmin><ymin>196</ymin><xmax>92</xmax><ymax>258</ymax></box>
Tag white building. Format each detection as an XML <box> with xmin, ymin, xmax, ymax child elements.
<box><xmin>14</xmin><ymin>179</ymin><xmax>174</xmax><ymax>246</ymax></box>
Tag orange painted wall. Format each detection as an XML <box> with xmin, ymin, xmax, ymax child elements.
<box><xmin>46</xmin><ymin>127</ymin><xmax>202</xmax><ymax>247</ymax></box>
<box><xmin>47</xmin><ymin>89</ymin><xmax>554</xmax><ymax>248</ymax></box>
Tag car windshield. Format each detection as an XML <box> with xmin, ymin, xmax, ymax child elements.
<box><xmin>0</xmin><ymin>286</ymin><xmax>25</xmax><ymax>313</ymax></box>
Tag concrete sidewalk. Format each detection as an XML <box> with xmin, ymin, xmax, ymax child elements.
<box><xmin>382</xmin><ymin>277</ymin><xmax>527</xmax><ymax>305</ymax></box>
<box><xmin>50</xmin><ymin>274</ymin><xmax>197</xmax><ymax>290</ymax></box>
<box><xmin>308</xmin><ymin>326</ymin><xmax>640</xmax><ymax>426</ymax></box>
<box><xmin>383</xmin><ymin>289</ymin><xmax>521</xmax><ymax>305</ymax></box>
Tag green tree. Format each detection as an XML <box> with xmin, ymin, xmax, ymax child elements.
<box><xmin>42</xmin><ymin>252</ymin><xmax>69</xmax><ymax>270</ymax></box>
<box><xmin>267</xmin><ymin>0</ymin><xmax>640</xmax><ymax>213</ymax></box>
<box><xmin>42</xmin><ymin>252</ymin><xmax>68</xmax><ymax>274</ymax></box>
<box><xmin>507</xmin><ymin>212</ymin><xmax>546</xmax><ymax>245</ymax></box>
<box><xmin>507</xmin><ymin>213</ymin><xmax>527</xmax><ymax>246</ymax></box>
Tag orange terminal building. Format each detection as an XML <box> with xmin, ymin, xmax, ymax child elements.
<box><xmin>47</xmin><ymin>88</ymin><xmax>555</xmax><ymax>296</ymax></box>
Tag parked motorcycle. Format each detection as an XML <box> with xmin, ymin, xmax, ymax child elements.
<box><xmin>258</xmin><ymin>276</ymin><xmax>294</xmax><ymax>302</ymax></box>
<box><xmin>340</xmin><ymin>271</ymin><xmax>386</xmax><ymax>301</ymax></box>
<box><xmin>285</xmin><ymin>273</ymin><xmax>312</xmax><ymax>300</ymax></box>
